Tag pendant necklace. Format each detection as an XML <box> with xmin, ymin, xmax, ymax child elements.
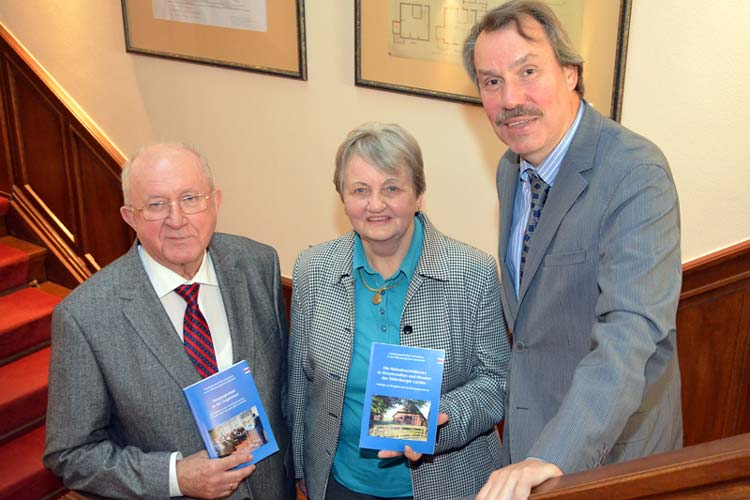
<box><xmin>358</xmin><ymin>268</ymin><xmax>405</xmax><ymax>305</ymax></box>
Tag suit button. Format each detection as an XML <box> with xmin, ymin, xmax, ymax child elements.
<box><xmin>514</xmin><ymin>341</ymin><xmax>526</xmax><ymax>352</ymax></box>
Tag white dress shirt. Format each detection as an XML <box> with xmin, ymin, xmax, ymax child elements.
<box><xmin>137</xmin><ymin>245</ymin><xmax>233</xmax><ymax>496</ymax></box>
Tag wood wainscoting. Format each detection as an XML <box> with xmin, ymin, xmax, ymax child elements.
<box><xmin>281</xmin><ymin>240</ymin><xmax>750</xmax><ymax>447</ymax></box>
<box><xmin>678</xmin><ymin>240</ymin><xmax>750</xmax><ymax>446</ymax></box>
<box><xmin>0</xmin><ymin>25</ymin><xmax>133</xmax><ymax>287</ymax></box>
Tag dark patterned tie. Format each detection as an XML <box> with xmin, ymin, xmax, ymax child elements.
<box><xmin>176</xmin><ymin>283</ymin><xmax>218</xmax><ymax>378</ymax></box>
<box><xmin>520</xmin><ymin>170</ymin><xmax>551</xmax><ymax>282</ymax></box>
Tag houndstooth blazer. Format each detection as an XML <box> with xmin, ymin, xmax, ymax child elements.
<box><xmin>288</xmin><ymin>213</ymin><xmax>510</xmax><ymax>500</ymax></box>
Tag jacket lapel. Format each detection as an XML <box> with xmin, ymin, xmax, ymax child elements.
<box><xmin>517</xmin><ymin>105</ymin><xmax>601</xmax><ymax>304</ymax></box>
<box><xmin>497</xmin><ymin>154</ymin><xmax>520</xmax><ymax>327</ymax></box>
<box><xmin>118</xmin><ymin>244</ymin><xmax>200</xmax><ymax>389</ymax></box>
<box><xmin>210</xmin><ymin>239</ymin><xmax>257</xmax><ymax>369</ymax></box>
<box><xmin>336</xmin><ymin>235</ymin><xmax>357</xmax><ymax>334</ymax></box>
<box><xmin>405</xmin><ymin>213</ymin><xmax>449</xmax><ymax>304</ymax></box>
<box><xmin>329</xmin><ymin>233</ymin><xmax>357</xmax><ymax>365</ymax></box>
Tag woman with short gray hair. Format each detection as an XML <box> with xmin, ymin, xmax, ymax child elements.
<box><xmin>288</xmin><ymin>122</ymin><xmax>511</xmax><ymax>500</ymax></box>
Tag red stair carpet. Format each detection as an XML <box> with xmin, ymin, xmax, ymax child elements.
<box><xmin>0</xmin><ymin>287</ymin><xmax>61</xmax><ymax>364</ymax></box>
<box><xmin>0</xmin><ymin>347</ymin><xmax>51</xmax><ymax>439</ymax></box>
<box><xmin>0</xmin><ymin>426</ymin><xmax>62</xmax><ymax>500</ymax></box>
<box><xmin>0</xmin><ymin>244</ymin><xmax>29</xmax><ymax>293</ymax></box>
<box><xmin>0</xmin><ymin>196</ymin><xmax>67</xmax><ymax>500</ymax></box>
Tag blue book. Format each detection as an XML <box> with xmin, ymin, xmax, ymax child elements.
<box><xmin>359</xmin><ymin>343</ymin><xmax>445</xmax><ymax>454</ymax></box>
<box><xmin>183</xmin><ymin>360</ymin><xmax>278</xmax><ymax>468</ymax></box>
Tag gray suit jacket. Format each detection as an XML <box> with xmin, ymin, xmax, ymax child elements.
<box><xmin>288</xmin><ymin>213</ymin><xmax>510</xmax><ymax>500</ymax></box>
<box><xmin>44</xmin><ymin>233</ymin><xmax>295</xmax><ymax>500</ymax></box>
<box><xmin>497</xmin><ymin>104</ymin><xmax>683</xmax><ymax>473</ymax></box>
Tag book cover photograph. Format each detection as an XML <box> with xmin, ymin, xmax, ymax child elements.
<box><xmin>183</xmin><ymin>360</ymin><xmax>278</xmax><ymax>468</ymax></box>
<box><xmin>360</xmin><ymin>342</ymin><xmax>445</xmax><ymax>454</ymax></box>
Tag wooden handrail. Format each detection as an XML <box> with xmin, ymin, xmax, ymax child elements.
<box><xmin>531</xmin><ymin>433</ymin><xmax>750</xmax><ymax>499</ymax></box>
<box><xmin>58</xmin><ymin>434</ymin><xmax>750</xmax><ymax>500</ymax></box>
<box><xmin>680</xmin><ymin>239</ymin><xmax>750</xmax><ymax>300</ymax></box>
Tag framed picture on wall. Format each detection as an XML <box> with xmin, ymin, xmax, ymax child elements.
<box><xmin>121</xmin><ymin>0</ymin><xmax>307</xmax><ymax>80</ymax></box>
<box><xmin>355</xmin><ymin>0</ymin><xmax>632</xmax><ymax>120</ymax></box>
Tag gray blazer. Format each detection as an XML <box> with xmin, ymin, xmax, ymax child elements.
<box><xmin>44</xmin><ymin>233</ymin><xmax>295</xmax><ymax>500</ymax></box>
<box><xmin>288</xmin><ymin>213</ymin><xmax>510</xmax><ymax>500</ymax></box>
<box><xmin>497</xmin><ymin>104</ymin><xmax>683</xmax><ymax>473</ymax></box>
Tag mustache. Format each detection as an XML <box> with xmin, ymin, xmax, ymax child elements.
<box><xmin>495</xmin><ymin>105</ymin><xmax>543</xmax><ymax>126</ymax></box>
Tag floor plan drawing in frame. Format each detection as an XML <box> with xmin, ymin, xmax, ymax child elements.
<box><xmin>388</xmin><ymin>0</ymin><xmax>502</xmax><ymax>64</ymax></box>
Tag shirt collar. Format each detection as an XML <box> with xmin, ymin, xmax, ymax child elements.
<box><xmin>520</xmin><ymin>100</ymin><xmax>585</xmax><ymax>186</ymax></box>
<box><xmin>353</xmin><ymin>214</ymin><xmax>424</xmax><ymax>280</ymax></box>
<box><xmin>137</xmin><ymin>245</ymin><xmax>218</xmax><ymax>298</ymax></box>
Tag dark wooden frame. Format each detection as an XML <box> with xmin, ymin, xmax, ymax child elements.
<box><xmin>121</xmin><ymin>0</ymin><xmax>308</xmax><ymax>80</ymax></box>
<box><xmin>355</xmin><ymin>0</ymin><xmax>632</xmax><ymax>121</ymax></box>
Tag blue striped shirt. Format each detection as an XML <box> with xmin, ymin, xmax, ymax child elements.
<box><xmin>506</xmin><ymin>101</ymin><xmax>585</xmax><ymax>296</ymax></box>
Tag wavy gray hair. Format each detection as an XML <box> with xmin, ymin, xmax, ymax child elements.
<box><xmin>462</xmin><ymin>0</ymin><xmax>584</xmax><ymax>96</ymax></box>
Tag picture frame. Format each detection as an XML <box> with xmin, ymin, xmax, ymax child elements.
<box><xmin>121</xmin><ymin>0</ymin><xmax>307</xmax><ymax>80</ymax></box>
<box><xmin>355</xmin><ymin>0</ymin><xmax>632</xmax><ymax>121</ymax></box>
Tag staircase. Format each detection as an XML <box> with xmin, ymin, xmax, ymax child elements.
<box><xmin>0</xmin><ymin>196</ymin><xmax>70</xmax><ymax>500</ymax></box>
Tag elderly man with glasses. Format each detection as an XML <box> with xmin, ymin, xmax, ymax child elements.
<box><xmin>43</xmin><ymin>143</ymin><xmax>294</xmax><ymax>500</ymax></box>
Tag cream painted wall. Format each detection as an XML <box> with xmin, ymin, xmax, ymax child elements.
<box><xmin>0</xmin><ymin>1</ymin><xmax>747</xmax><ymax>276</ymax></box>
<box><xmin>622</xmin><ymin>0</ymin><xmax>750</xmax><ymax>263</ymax></box>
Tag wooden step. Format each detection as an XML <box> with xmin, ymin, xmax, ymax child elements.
<box><xmin>0</xmin><ymin>347</ymin><xmax>50</xmax><ymax>444</ymax></box>
<box><xmin>0</xmin><ymin>425</ymin><xmax>65</xmax><ymax>500</ymax></box>
<box><xmin>0</xmin><ymin>287</ymin><xmax>62</xmax><ymax>365</ymax></box>
<box><xmin>37</xmin><ymin>281</ymin><xmax>72</xmax><ymax>300</ymax></box>
<box><xmin>0</xmin><ymin>235</ymin><xmax>48</xmax><ymax>290</ymax></box>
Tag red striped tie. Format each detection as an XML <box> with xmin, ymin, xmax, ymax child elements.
<box><xmin>176</xmin><ymin>283</ymin><xmax>218</xmax><ymax>378</ymax></box>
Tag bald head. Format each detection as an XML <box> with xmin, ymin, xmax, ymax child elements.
<box><xmin>119</xmin><ymin>142</ymin><xmax>222</xmax><ymax>279</ymax></box>
<box><xmin>121</xmin><ymin>143</ymin><xmax>214</xmax><ymax>205</ymax></box>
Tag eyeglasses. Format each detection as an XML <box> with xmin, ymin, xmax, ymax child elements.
<box><xmin>128</xmin><ymin>192</ymin><xmax>213</xmax><ymax>221</ymax></box>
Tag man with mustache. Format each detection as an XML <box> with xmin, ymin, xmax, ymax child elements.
<box><xmin>462</xmin><ymin>2</ymin><xmax>683</xmax><ymax>499</ymax></box>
